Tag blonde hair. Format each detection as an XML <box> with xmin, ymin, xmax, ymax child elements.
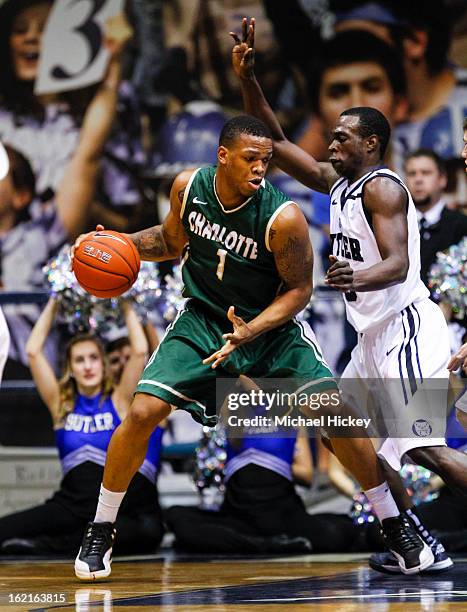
<box><xmin>58</xmin><ymin>334</ymin><xmax>114</xmax><ymax>421</ymax></box>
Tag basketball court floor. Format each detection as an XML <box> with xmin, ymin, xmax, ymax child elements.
<box><xmin>1</xmin><ymin>552</ymin><xmax>466</xmax><ymax>611</ymax></box>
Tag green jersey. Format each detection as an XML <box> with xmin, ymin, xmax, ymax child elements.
<box><xmin>180</xmin><ymin>165</ymin><xmax>294</xmax><ymax>322</ymax></box>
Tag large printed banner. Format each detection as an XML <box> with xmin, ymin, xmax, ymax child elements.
<box><xmin>35</xmin><ymin>0</ymin><xmax>124</xmax><ymax>95</ymax></box>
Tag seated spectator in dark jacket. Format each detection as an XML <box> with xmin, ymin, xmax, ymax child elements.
<box><xmin>404</xmin><ymin>148</ymin><xmax>467</xmax><ymax>286</ymax></box>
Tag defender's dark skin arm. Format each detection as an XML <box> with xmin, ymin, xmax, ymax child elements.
<box><xmin>204</xmin><ymin>203</ymin><xmax>313</xmax><ymax>368</ymax></box>
<box><xmin>231</xmin><ymin>18</ymin><xmax>338</xmax><ymax>194</ymax></box>
<box><xmin>325</xmin><ymin>178</ymin><xmax>409</xmax><ymax>292</ymax></box>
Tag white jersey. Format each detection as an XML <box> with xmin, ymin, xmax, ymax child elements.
<box><xmin>329</xmin><ymin>167</ymin><xmax>429</xmax><ymax>333</ymax></box>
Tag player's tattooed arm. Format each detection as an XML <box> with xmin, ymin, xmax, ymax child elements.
<box><xmin>128</xmin><ymin>171</ymin><xmax>192</xmax><ymax>261</ymax></box>
<box><xmin>129</xmin><ymin>226</ymin><xmax>171</xmax><ymax>261</ymax></box>
<box><xmin>273</xmin><ymin>233</ymin><xmax>314</xmax><ymax>288</ymax></box>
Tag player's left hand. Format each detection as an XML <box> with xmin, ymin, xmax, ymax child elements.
<box><xmin>104</xmin><ymin>13</ymin><xmax>133</xmax><ymax>59</ymax></box>
<box><xmin>325</xmin><ymin>255</ymin><xmax>354</xmax><ymax>292</ymax></box>
<box><xmin>448</xmin><ymin>343</ymin><xmax>467</xmax><ymax>372</ymax></box>
<box><xmin>203</xmin><ymin>306</ymin><xmax>254</xmax><ymax>369</ymax></box>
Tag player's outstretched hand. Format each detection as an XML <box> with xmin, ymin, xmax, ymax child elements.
<box><xmin>325</xmin><ymin>255</ymin><xmax>354</xmax><ymax>292</ymax></box>
<box><xmin>230</xmin><ymin>17</ymin><xmax>255</xmax><ymax>80</ymax></box>
<box><xmin>448</xmin><ymin>343</ymin><xmax>467</xmax><ymax>372</ymax></box>
<box><xmin>70</xmin><ymin>224</ymin><xmax>105</xmax><ymax>266</ymax></box>
<box><xmin>203</xmin><ymin>306</ymin><xmax>254</xmax><ymax>369</ymax></box>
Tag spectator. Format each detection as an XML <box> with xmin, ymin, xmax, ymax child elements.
<box><xmin>106</xmin><ymin>336</ymin><xmax>134</xmax><ymax>387</ymax></box>
<box><xmin>151</xmin><ymin>100</ymin><xmax>229</xmax><ymax>223</ymax></box>
<box><xmin>0</xmin><ymin>21</ymin><xmax>127</xmax><ymax>377</ymax></box>
<box><xmin>390</xmin><ymin>2</ymin><xmax>465</xmax><ymax>165</ymax></box>
<box><xmin>106</xmin><ymin>321</ymin><xmax>160</xmax><ymax>386</ymax></box>
<box><xmin>297</xmin><ymin>29</ymin><xmax>407</xmax><ymax>165</ymax></box>
<box><xmin>329</xmin><ymin>1</ymin><xmax>467</xmax><ymax>196</ymax></box>
<box><xmin>167</xmin><ymin>419</ymin><xmax>356</xmax><ymax>554</ymax></box>
<box><xmin>331</xmin><ymin>0</ymin><xmax>407</xmax><ymax>45</ymax></box>
<box><xmin>0</xmin><ymin>298</ymin><xmax>164</xmax><ymax>557</ymax></box>
<box><xmin>127</xmin><ymin>0</ymin><xmax>166</xmax><ymax>127</ymax></box>
<box><xmin>0</xmin><ymin>1</ymin><xmax>144</xmax><ymax>232</ymax></box>
<box><xmin>404</xmin><ymin>148</ymin><xmax>467</xmax><ymax>285</ymax></box>
<box><xmin>163</xmin><ymin>0</ymin><xmax>304</xmax><ymax>129</ymax></box>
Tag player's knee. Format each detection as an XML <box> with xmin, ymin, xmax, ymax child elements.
<box><xmin>127</xmin><ymin>394</ymin><xmax>170</xmax><ymax>431</ymax></box>
<box><xmin>408</xmin><ymin>445</ymin><xmax>445</xmax><ymax>471</ymax></box>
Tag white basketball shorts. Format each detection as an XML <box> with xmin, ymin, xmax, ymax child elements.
<box><xmin>341</xmin><ymin>298</ymin><xmax>449</xmax><ymax>471</ymax></box>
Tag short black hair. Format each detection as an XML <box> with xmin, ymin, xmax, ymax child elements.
<box><xmin>219</xmin><ymin>115</ymin><xmax>272</xmax><ymax>147</ymax></box>
<box><xmin>404</xmin><ymin>148</ymin><xmax>447</xmax><ymax>175</ymax></box>
<box><xmin>308</xmin><ymin>30</ymin><xmax>406</xmax><ymax>115</ymax></box>
<box><xmin>391</xmin><ymin>2</ymin><xmax>452</xmax><ymax>76</ymax></box>
<box><xmin>341</xmin><ymin>107</ymin><xmax>391</xmax><ymax>159</ymax></box>
<box><xmin>329</xmin><ymin>1</ymin><xmax>452</xmax><ymax>77</ymax></box>
<box><xmin>463</xmin><ymin>117</ymin><xmax>467</xmax><ymax>132</ymax></box>
<box><xmin>4</xmin><ymin>144</ymin><xmax>35</xmax><ymax>198</ymax></box>
<box><xmin>106</xmin><ymin>336</ymin><xmax>130</xmax><ymax>354</ymax></box>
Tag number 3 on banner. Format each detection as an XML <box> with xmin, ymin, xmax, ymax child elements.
<box><xmin>216</xmin><ymin>249</ymin><xmax>227</xmax><ymax>281</ymax></box>
<box><xmin>52</xmin><ymin>0</ymin><xmax>106</xmax><ymax>80</ymax></box>
<box><xmin>35</xmin><ymin>0</ymin><xmax>124</xmax><ymax>95</ymax></box>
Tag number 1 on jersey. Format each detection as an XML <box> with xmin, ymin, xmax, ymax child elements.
<box><xmin>216</xmin><ymin>249</ymin><xmax>227</xmax><ymax>281</ymax></box>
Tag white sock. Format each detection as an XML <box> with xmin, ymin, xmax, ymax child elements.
<box><xmin>94</xmin><ymin>484</ymin><xmax>126</xmax><ymax>524</ymax></box>
<box><xmin>364</xmin><ymin>481</ymin><xmax>399</xmax><ymax>522</ymax></box>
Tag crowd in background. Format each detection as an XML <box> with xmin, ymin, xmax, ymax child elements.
<box><xmin>0</xmin><ymin>0</ymin><xmax>465</xmax><ymax>558</ymax></box>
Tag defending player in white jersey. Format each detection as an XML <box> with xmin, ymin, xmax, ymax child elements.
<box><xmin>231</xmin><ymin>18</ymin><xmax>467</xmax><ymax>574</ymax></box>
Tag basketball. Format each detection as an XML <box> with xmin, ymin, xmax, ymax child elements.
<box><xmin>72</xmin><ymin>230</ymin><xmax>140</xmax><ymax>298</ymax></box>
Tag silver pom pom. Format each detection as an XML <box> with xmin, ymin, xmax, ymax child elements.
<box><xmin>163</xmin><ymin>265</ymin><xmax>186</xmax><ymax>321</ymax></box>
<box><xmin>428</xmin><ymin>238</ymin><xmax>467</xmax><ymax>319</ymax></box>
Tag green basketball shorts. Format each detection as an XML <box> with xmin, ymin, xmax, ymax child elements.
<box><xmin>136</xmin><ymin>300</ymin><xmax>336</xmax><ymax>426</ymax></box>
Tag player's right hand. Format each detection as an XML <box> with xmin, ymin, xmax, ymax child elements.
<box><xmin>230</xmin><ymin>17</ymin><xmax>255</xmax><ymax>79</ymax></box>
<box><xmin>70</xmin><ymin>224</ymin><xmax>105</xmax><ymax>266</ymax></box>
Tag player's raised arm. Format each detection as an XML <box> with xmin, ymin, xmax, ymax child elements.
<box><xmin>326</xmin><ymin>178</ymin><xmax>409</xmax><ymax>292</ymax></box>
<box><xmin>231</xmin><ymin>18</ymin><xmax>337</xmax><ymax>193</ymax></box>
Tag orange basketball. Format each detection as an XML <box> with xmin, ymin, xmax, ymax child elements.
<box><xmin>72</xmin><ymin>230</ymin><xmax>140</xmax><ymax>298</ymax></box>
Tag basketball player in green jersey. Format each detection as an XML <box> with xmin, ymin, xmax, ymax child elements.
<box><xmin>73</xmin><ymin>115</ymin><xmax>430</xmax><ymax>580</ymax></box>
